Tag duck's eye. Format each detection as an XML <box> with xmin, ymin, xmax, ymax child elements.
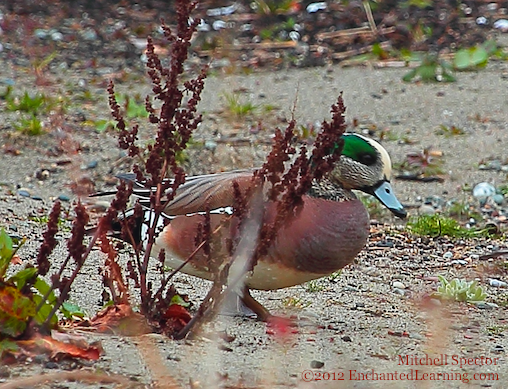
<box><xmin>358</xmin><ymin>153</ymin><xmax>376</xmax><ymax>166</ymax></box>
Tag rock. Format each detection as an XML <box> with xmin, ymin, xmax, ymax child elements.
<box><xmin>443</xmin><ymin>251</ymin><xmax>453</xmax><ymax>259</ymax></box>
<box><xmin>489</xmin><ymin>279</ymin><xmax>507</xmax><ymax>287</ymax></box>
<box><xmin>17</xmin><ymin>189</ymin><xmax>31</xmax><ymax>197</ymax></box>
<box><xmin>475</xmin><ymin>302</ymin><xmax>498</xmax><ymax>310</ymax></box>
<box><xmin>0</xmin><ymin>365</ymin><xmax>10</xmax><ymax>378</ymax></box>
<box><xmin>473</xmin><ymin>182</ymin><xmax>495</xmax><ymax>200</ymax></box>
<box><xmin>44</xmin><ymin>361</ymin><xmax>59</xmax><ymax>369</ymax></box>
<box><xmin>363</xmin><ymin>267</ymin><xmax>380</xmax><ymax>277</ymax></box>
<box><xmin>491</xmin><ymin>345</ymin><xmax>504</xmax><ymax>353</ymax></box>
<box><xmin>392</xmin><ymin>281</ymin><xmax>406</xmax><ymax>289</ymax></box>
<box><xmin>492</xmin><ymin>194</ymin><xmax>504</xmax><ymax>205</ymax></box>
<box><xmin>58</xmin><ymin>194</ymin><xmax>71</xmax><ymax>202</ymax></box>
<box><xmin>393</xmin><ymin>288</ymin><xmax>405</xmax><ymax>296</ymax></box>
<box><xmin>418</xmin><ymin>204</ymin><xmax>435</xmax><ymax>215</ymax></box>
<box><xmin>204</xmin><ymin>140</ymin><xmax>217</xmax><ymax>151</ymax></box>
<box><xmin>310</xmin><ymin>360</ymin><xmax>324</xmax><ymax>369</ymax></box>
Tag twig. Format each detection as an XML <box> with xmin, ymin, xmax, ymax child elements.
<box><xmin>363</xmin><ymin>0</ymin><xmax>377</xmax><ymax>34</ymax></box>
<box><xmin>133</xmin><ymin>335</ymin><xmax>183</xmax><ymax>389</ymax></box>
<box><xmin>0</xmin><ymin>371</ymin><xmax>141</xmax><ymax>389</ymax></box>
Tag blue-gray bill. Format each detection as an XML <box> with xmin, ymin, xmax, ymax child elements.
<box><xmin>373</xmin><ymin>181</ymin><xmax>407</xmax><ymax>218</ymax></box>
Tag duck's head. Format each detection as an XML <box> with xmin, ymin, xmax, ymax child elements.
<box><xmin>329</xmin><ymin>133</ymin><xmax>406</xmax><ymax>218</ymax></box>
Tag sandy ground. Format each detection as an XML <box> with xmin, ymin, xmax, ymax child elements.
<box><xmin>1</xmin><ymin>60</ymin><xmax>508</xmax><ymax>388</ymax></box>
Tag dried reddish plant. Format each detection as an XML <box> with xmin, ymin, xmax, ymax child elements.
<box><xmin>36</xmin><ymin>200</ymin><xmax>61</xmax><ymax>276</ymax></box>
<box><xmin>103</xmin><ymin>0</ymin><xmax>206</xmax><ymax>327</ymax></box>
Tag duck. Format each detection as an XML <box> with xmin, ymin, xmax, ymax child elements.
<box><xmin>102</xmin><ymin>133</ymin><xmax>406</xmax><ymax>320</ymax></box>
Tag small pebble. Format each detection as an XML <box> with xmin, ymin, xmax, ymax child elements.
<box><xmin>341</xmin><ymin>335</ymin><xmax>352</xmax><ymax>342</ymax></box>
<box><xmin>491</xmin><ymin>345</ymin><xmax>504</xmax><ymax>353</ymax></box>
<box><xmin>393</xmin><ymin>288</ymin><xmax>405</xmax><ymax>296</ymax></box>
<box><xmin>17</xmin><ymin>189</ymin><xmax>31</xmax><ymax>197</ymax></box>
<box><xmin>33</xmin><ymin>354</ymin><xmax>47</xmax><ymax>364</ymax></box>
<box><xmin>392</xmin><ymin>281</ymin><xmax>406</xmax><ymax>289</ymax></box>
<box><xmin>58</xmin><ymin>194</ymin><xmax>71</xmax><ymax>202</ymax></box>
<box><xmin>83</xmin><ymin>160</ymin><xmax>98</xmax><ymax>170</ymax></box>
<box><xmin>363</xmin><ymin>266</ymin><xmax>380</xmax><ymax>277</ymax></box>
<box><xmin>489</xmin><ymin>279</ymin><xmax>507</xmax><ymax>287</ymax></box>
<box><xmin>473</xmin><ymin>182</ymin><xmax>496</xmax><ymax>200</ymax></box>
<box><xmin>44</xmin><ymin>361</ymin><xmax>59</xmax><ymax>369</ymax></box>
<box><xmin>443</xmin><ymin>251</ymin><xmax>453</xmax><ymax>259</ymax></box>
<box><xmin>492</xmin><ymin>194</ymin><xmax>504</xmax><ymax>205</ymax></box>
<box><xmin>475</xmin><ymin>302</ymin><xmax>497</xmax><ymax>310</ymax></box>
<box><xmin>310</xmin><ymin>360</ymin><xmax>325</xmax><ymax>369</ymax></box>
<box><xmin>204</xmin><ymin>140</ymin><xmax>217</xmax><ymax>151</ymax></box>
<box><xmin>418</xmin><ymin>204</ymin><xmax>435</xmax><ymax>215</ymax></box>
<box><xmin>0</xmin><ymin>365</ymin><xmax>9</xmax><ymax>378</ymax></box>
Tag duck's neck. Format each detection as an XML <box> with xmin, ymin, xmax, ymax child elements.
<box><xmin>307</xmin><ymin>177</ymin><xmax>357</xmax><ymax>202</ymax></box>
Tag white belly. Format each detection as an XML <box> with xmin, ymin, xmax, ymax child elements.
<box><xmin>160</xmin><ymin>246</ymin><xmax>327</xmax><ymax>290</ymax></box>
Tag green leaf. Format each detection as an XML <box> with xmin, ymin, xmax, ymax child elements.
<box><xmin>0</xmin><ymin>338</ymin><xmax>19</xmax><ymax>354</ymax></box>
<box><xmin>0</xmin><ymin>229</ymin><xmax>14</xmax><ymax>279</ymax></box>
<box><xmin>34</xmin><ymin>278</ymin><xmax>56</xmax><ymax>303</ymax></box>
<box><xmin>8</xmin><ymin>267</ymin><xmax>38</xmax><ymax>290</ymax></box>
<box><xmin>60</xmin><ymin>302</ymin><xmax>85</xmax><ymax>319</ymax></box>
<box><xmin>94</xmin><ymin>119</ymin><xmax>115</xmax><ymax>133</ymax></box>
<box><xmin>170</xmin><ymin>294</ymin><xmax>190</xmax><ymax>307</ymax></box>
<box><xmin>453</xmin><ymin>49</ymin><xmax>471</xmax><ymax>70</ymax></box>
<box><xmin>402</xmin><ymin>68</ymin><xmax>418</xmax><ymax>82</ymax></box>
<box><xmin>441</xmin><ymin>72</ymin><xmax>456</xmax><ymax>83</ymax></box>
<box><xmin>419</xmin><ymin>64</ymin><xmax>437</xmax><ymax>81</ymax></box>
<box><xmin>32</xmin><ymin>294</ymin><xmax>57</xmax><ymax>326</ymax></box>
<box><xmin>0</xmin><ymin>283</ymin><xmax>36</xmax><ymax>337</ymax></box>
<box><xmin>469</xmin><ymin>46</ymin><xmax>488</xmax><ymax>67</ymax></box>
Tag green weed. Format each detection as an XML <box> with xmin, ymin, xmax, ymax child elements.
<box><xmin>0</xmin><ymin>228</ymin><xmax>85</xmax><ymax>339</ymax></box>
<box><xmin>403</xmin><ymin>54</ymin><xmax>455</xmax><ymax>83</ymax></box>
<box><xmin>14</xmin><ymin>115</ymin><xmax>44</xmax><ymax>136</ymax></box>
<box><xmin>485</xmin><ymin>325</ymin><xmax>508</xmax><ymax>336</ymax></box>
<box><xmin>6</xmin><ymin>91</ymin><xmax>47</xmax><ymax>114</ymax></box>
<box><xmin>327</xmin><ymin>270</ymin><xmax>342</xmax><ymax>282</ymax></box>
<box><xmin>453</xmin><ymin>41</ymin><xmax>504</xmax><ymax>71</ymax></box>
<box><xmin>282</xmin><ymin>296</ymin><xmax>311</xmax><ymax>309</ymax></box>
<box><xmin>407</xmin><ymin>214</ymin><xmax>488</xmax><ymax>238</ymax></box>
<box><xmin>434</xmin><ymin>125</ymin><xmax>465</xmax><ymax>137</ymax></box>
<box><xmin>223</xmin><ymin>92</ymin><xmax>257</xmax><ymax>117</ymax></box>
<box><xmin>306</xmin><ymin>280</ymin><xmax>325</xmax><ymax>293</ymax></box>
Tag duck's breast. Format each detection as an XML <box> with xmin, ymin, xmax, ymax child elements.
<box><xmin>265</xmin><ymin>196</ymin><xmax>370</xmax><ymax>274</ymax></box>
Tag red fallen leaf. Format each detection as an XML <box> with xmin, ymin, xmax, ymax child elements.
<box><xmin>10</xmin><ymin>255</ymin><xmax>22</xmax><ymax>265</ymax></box>
<box><xmin>161</xmin><ymin>304</ymin><xmax>192</xmax><ymax>334</ymax></box>
<box><xmin>88</xmin><ymin>304</ymin><xmax>151</xmax><ymax>336</ymax></box>
<box><xmin>17</xmin><ymin>334</ymin><xmax>102</xmax><ymax>361</ymax></box>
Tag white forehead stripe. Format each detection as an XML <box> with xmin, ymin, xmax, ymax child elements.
<box><xmin>355</xmin><ymin>134</ymin><xmax>392</xmax><ymax>180</ymax></box>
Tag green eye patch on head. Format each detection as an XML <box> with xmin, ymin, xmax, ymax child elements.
<box><xmin>339</xmin><ymin>133</ymin><xmax>379</xmax><ymax>166</ymax></box>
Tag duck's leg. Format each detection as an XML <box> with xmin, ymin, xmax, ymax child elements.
<box><xmin>240</xmin><ymin>287</ymin><xmax>272</xmax><ymax>322</ymax></box>
<box><xmin>220</xmin><ymin>290</ymin><xmax>258</xmax><ymax>318</ymax></box>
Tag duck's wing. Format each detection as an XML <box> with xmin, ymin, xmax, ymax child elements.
<box><xmin>121</xmin><ymin>170</ymin><xmax>258</xmax><ymax>216</ymax></box>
